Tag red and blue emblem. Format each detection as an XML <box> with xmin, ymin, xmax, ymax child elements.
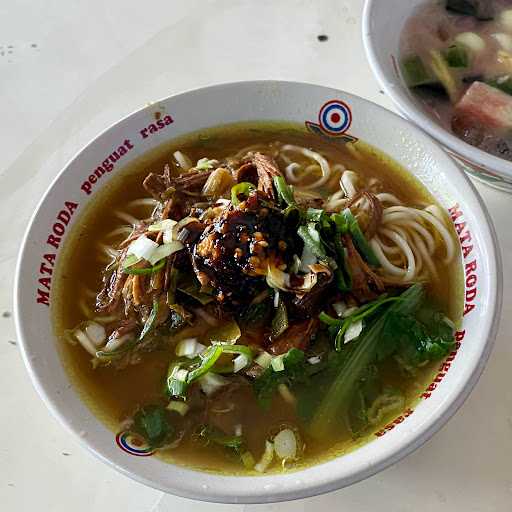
<box><xmin>306</xmin><ymin>99</ymin><xmax>357</xmax><ymax>142</ymax></box>
<box><xmin>116</xmin><ymin>431</ymin><xmax>155</xmax><ymax>457</ymax></box>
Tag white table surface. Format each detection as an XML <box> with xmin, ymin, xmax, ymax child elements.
<box><xmin>1</xmin><ymin>1</ymin><xmax>511</xmax><ymax>511</ymax></box>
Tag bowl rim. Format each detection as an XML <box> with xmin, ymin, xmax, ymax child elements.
<box><xmin>13</xmin><ymin>80</ymin><xmax>503</xmax><ymax>503</ymax></box>
<box><xmin>362</xmin><ymin>0</ymin><xmax>512</xmax><ymax>180</ymax></box>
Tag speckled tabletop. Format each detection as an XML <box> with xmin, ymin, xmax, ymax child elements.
<box><xmin>1</xmin><ymin>1</ymin><xmax>511</xmax><ymax>511</ymax></box>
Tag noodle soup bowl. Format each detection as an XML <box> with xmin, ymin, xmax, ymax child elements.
<box><xmin>363</xmin><ymin>0</ymin><xmax>512</xmax><ymax>192</ymax></box>
<box><xmin>14</xmin><ymin>81</ymin><xmax>502</xmax><ymax>503</ymax></box>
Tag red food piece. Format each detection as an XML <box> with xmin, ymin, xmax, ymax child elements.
<box><xmin>455</xmin><ymin>82</ymin><xmax>512</xmax><ymax>130</ymax></box>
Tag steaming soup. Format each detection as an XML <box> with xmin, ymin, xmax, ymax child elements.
<box><xmin>54</xmin><ymin>123</ymin><xmax>462</xmax><ymax>474</ymax></box>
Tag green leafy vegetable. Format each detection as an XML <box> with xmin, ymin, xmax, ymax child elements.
<box><xmin>379</xmin><ymin>308</ymin><xmax>455</xmax><ymax>373</ymax></box>
<box><xmin>197</xmin><ymin>424</ymin><xmax>244</xmax><ymax>453</ymax></box>
<box><xmin>254</xmin><ymin>348</ymin><xmax>310</xmax><ymax>408</ymax></box>
<box><xmin>132</xmin><ymin>405</ymin><xmax>174</xmax><ymax>448</ymax></box>
<box><xmin>486</xmin><ymin>76</ymin><xmax>512</xmax><ymax>96</ymax></box>
<box><xmin>333</xmin><ymin>236</ymin><xmax>351</xmax><ymax>291</ymax></box>
<box><xmin>273</xmin><ymin>176</ymin><xmax>296</xmax><ymax>206</ymax></box>
<box><xmin>298</xmin><ymin>223</ymin><xmax>326</xmax><ymax>259</ymax></box>
<box><xmin>240</xmin><ymin>300</ymin><xmax>272</xmax><ymax>327</ymax></box>
<box><xmin>346</xmin><ymin>365</ymin><xmax>381</xmax><ymax>436</ymax></box>
<box><xmin>231</xmin><ymin>182</ymin><xmax>256</xmax><ymax>206</ymax></box>
<box><xmin>309</xmin><ymin>284</ymin><xmax>424</xmax><ymax>439</ymax></box>
<box><xmin>341</xmin><ymin>209</ymin><xmax>380</xmax><ymax>267</ymax></box>
<box><xmin>306</xmin><ymin>208</ymin><xmax>332</xmax><ymax>230</ymax></box>
<box><xmin>320</xmin><ymin>295</ymin><xmax>402</xmax><ymax>351</ymax></box>
<box><xmin>177</xmin><ymin>275</ymin><xmax>214</xmax><ymax>305</ymax></box>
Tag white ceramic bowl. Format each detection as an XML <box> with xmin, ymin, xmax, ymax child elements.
<box><xmin>363</xmin><ymin>0</ymin><xmax>512</xmax><ymax>192</ymax></box>
<box><xmin>14</xmin><ymin>81</ymin><xmax>502</xmax><ymax>503</ymax></box>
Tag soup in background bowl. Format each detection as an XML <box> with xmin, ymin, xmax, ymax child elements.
<box><xmin>363</xmin><ymin>0</ymin><xmax>512</xmax><ymax>191</ymax></box>
<box><xmin>14</xmin><ymin>81</ymin><xmax>502</xmax><ymax>503</ymax></box>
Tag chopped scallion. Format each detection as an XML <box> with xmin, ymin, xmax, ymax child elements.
<box><xmin>254</xmin><ymin>440</ymin><xmax>274</xmax><ymax>473</ymax></box>
<box><xmin>123</xmin><ymin>258</ymin><xmax>166</xmax><ymax>275</ymax></box>
<box><xmin>271</xmin><ymin>354</ymin><xmax>285</xmax><ymax>372</ymax></box>
<box><xmin>231</xmin><ymin>182</ymin><xmax>256</xmax><ymax>206</ymax></box>
<box><xmin>273</xmin><ymin>176</ymin><xmax>296</xmax><ymax>206</ymax></box>
<box><xmin>167</xmin><ymin>400</ymin><xmax>189</xmax><ymax>416</ymax></box>
<box><xmin>342</xmin><ymin>209</ymin><xmax>380</xmax><ymax>267</ymax></box>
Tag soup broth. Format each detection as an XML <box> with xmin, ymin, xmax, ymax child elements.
<box><xmin>53</xmin><ymin>123</ymin><xmax>462</xmax><ymax>474</ymax></box>
<box><xmin>401</xmin><ymin>0</ymin><xmax>512</xmax><ymax>161</ymax></box>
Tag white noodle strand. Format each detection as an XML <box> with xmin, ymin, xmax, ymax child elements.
<box><xmin>114</xmin><ymin>211</ymin><xmax>139</xmax><ymax>226</ymax></box>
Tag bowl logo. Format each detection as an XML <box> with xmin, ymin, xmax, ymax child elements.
<box><xmin>116</xmin><ymin>431</ymin><xmax>155</xmax><ymax>457</ymax></box>
<box><xmin>306</xmin><ymin>99</ymin><xmax>356</xmax><ymax>142</ymax></box>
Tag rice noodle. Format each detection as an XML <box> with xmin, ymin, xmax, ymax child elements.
<box><xmin>279</xmin><ymin>142</ymin><xmax>458</xmax><ymax>284</ymax></box>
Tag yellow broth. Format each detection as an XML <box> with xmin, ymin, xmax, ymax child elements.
<box><xmin>52</xmin><ymin>122</ymin><xmax>463</xmax><ymax>474</ymax></box>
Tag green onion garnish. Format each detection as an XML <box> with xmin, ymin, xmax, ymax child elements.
<box><xmin>231</xmin><ymin>182</ymin><xmax>256</xmax><ymax>206</ymax></box>
<box><xmin>273</xmin><ymin>176</ymin><xmax>296</xmax><ymax>206</ymax></box>
<box><xmin>342</xmin><ymin>209</ymin><xmax>380</xmax><ymax>267</ymax></box>
<box><xmin>123</xmin><ymin>258</ymin><xmax>166</xmax><ymax>275</ymax></box>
